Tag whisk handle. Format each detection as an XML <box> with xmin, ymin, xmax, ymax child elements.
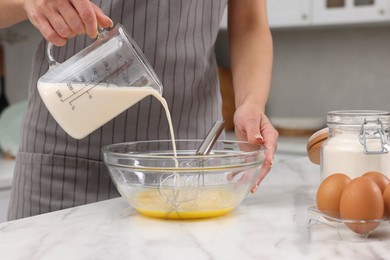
<box><xmin>195</xmin><ymin>120</ymin><xmax>225</xmax><ymax>155</ymax></box>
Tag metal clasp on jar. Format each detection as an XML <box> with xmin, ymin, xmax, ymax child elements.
<box><xmin>359</xmin><ymin>118</ymin><xmax>389</xmax><ymax>154</ymax></box>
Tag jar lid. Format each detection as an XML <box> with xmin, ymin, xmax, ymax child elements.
<box><xmin>307</xmin><ymin>127</ymin><xmax>328</xmax><ymax>165</ymax></box>
<box><xmin>327</xmin><ymin>110</ymin><xmax>390</xmax><ymax>126</ymax></box>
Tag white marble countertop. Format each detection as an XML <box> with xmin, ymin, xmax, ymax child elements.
<box><xmin>0</xmin><ymin>154</ymin><xmax>389</xmax><ymax>260</ymax></box>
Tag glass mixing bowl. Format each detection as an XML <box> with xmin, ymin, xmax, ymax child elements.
<box><xmin>102</xmin><ymin>139</ymin><xmax>266</xmax><ymax>220</ymax></box>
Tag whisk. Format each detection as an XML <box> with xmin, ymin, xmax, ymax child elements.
<box><xmin>158</xmin><ymin>121</ymin><xmax>225</xmax><ymax>210</ymax></box>
<box><xmin>195</xmin><ymin>120</ymin><xmax>225</xmax><ymax>156</ymax></box>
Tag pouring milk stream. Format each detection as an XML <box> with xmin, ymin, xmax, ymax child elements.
<box><xmin>37</xmin><ymin>24</ymin><xmax>177</xmax><ymax>154</ymax></box>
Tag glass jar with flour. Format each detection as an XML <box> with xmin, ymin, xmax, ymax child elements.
<box><xmin>321</xmin><ymin>110</ymin><xmax>390</xmax><ymax>180</ymax></box>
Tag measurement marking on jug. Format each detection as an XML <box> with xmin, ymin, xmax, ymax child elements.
<box><xmin>67</xmin><ymin>83</ymin><xmax>74</xmax><ymax>92</ymax></box>
<box><xmin>103</xmin><ymin>60</ymin><xmax>112</xmax><ymax>73</ymax></box>
<box><xmin>68</xmin><ymin>86</ymin><xmax>96</xmax><ymax>106</ymax></box>
<box><xmin>56</xmin><ymin>61</ymin><xmax>132</xmax><ymax>110</ymax></box>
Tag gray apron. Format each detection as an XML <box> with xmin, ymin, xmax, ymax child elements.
<box><xmin>8</xmin><ymin>0</ymin><xmax>226</xmax><ymax>220</ymax></box>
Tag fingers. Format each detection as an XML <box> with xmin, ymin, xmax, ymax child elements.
<box><xmin>57</xmin><ymin>1</ymin><xmax>86</xmax><ymax>35</ymax></box>
<box><xmin>25</xmin><ymin>0</ymin><xmax>112</xmax><ymax>46</ymax></box>
<box><xmin>251</xmin><ymin>118</ymin><xmax>278</xmax><ymax>192</ymax></box>
<box><xmin>250</xmin><ymin>124</ymin><xmax>278</xmax><ymax>192</ymax></box>
<box><xmin>30</xmin><ymin>16</ymin><xmax>67</xmax><ymax>46</ymax></box>
<box><xmin>70</xmin><ymin>0</ymin><xmax>98</xmax><ymax>38</ymax></box>
<box><xmin>251</xmin><ymin>158</ymin><xmax>273</xmax><ymax>193</ymax></box>
<box><xmin>234</xmin><ymin>115</ymin><xmax>262</xmax><ymax>144</ymax></box>
<box><xmin>26</xmin><ymin>1</ymin><xmax>65</xmax><ymax>46</ymax></box>
<box><xmin>91</xmin><ymin>3</ymin><xmax>113</xmax><ymax>28</ymax></box>
<box><xmin>45</xmin><ymin>8</ymin><xmax>76</xmax><ymax>39</ymax></box>
<box><xmin>234</xmin><ymin>112</ymin><xmax>278</xmax><ymax>193</ymax></box>
<box><xmin>246</xmin><ymin>118</ymin><xmax>263</xmax><ymax>145</ymax></box>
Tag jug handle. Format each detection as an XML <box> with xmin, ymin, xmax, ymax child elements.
<box><xmin>46</xmin><ymin>27</ymin><xmax>110</xmax><ymax>69</ymax></box>
<box><xmin>46</xmin><ymin>42</ymin><xmax>58</xmax><ymax>68</ymax></box>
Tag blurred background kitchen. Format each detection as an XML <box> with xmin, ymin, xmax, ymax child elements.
<box><xmin>1</xmin><ymin>0</ymin><xmax>390</xmax><ymax>222</ymax></box>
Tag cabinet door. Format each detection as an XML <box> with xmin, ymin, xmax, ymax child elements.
<box><xmin>267</xmin><ymin>0</ymin><xmax>312</xmax><ymax>28</ymax></box>
<box><xmin>312</xmin><ymin>0</ymin><xmax>390</xmax><ymax>25</ymax></box>
<box><xmin>219</xmin><ymin>0</ymin><xmax>311</xmax><ymax>29</ymax></box>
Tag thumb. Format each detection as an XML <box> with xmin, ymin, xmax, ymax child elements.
<box><xmin>246</xmin><ymin>118</ymin><xmax>263</xmax><ymax>145</ymax></box>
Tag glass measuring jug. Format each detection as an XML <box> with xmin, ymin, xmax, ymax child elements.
<box><xmin>37</xmin><ymin>24</ymin><xmax>163</xmax><ymax>139</ymax></box>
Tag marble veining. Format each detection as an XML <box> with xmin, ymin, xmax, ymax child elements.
<box><xmin>0</xmin><ymin>155</ymin><xmax>389</xmax><ymax>260</ymax></box>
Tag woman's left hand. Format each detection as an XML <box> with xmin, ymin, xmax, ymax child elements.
<box><xmin>234</xmin><ymin>103</ymin><xmax>278</xmax><ymax>193</ymax></box>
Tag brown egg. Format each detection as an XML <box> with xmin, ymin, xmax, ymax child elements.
<box><xmin>362</xmin><ymin>171</ymin><xmax>390</xmax><ymax>193</ymax></box>
<box><xmin>340</xmin><ymin>177</ymin><xmax>384</xmax><ymax>234</ymax></box>
<box><xmin>383</xmin><ymin>183</ymin><xmax>390</xmax><ymax>218</ymax></box>
<box><xmin>316</xmin><ymin>173</ymin><xmax>351</xmax><ymax>218</ymax></box>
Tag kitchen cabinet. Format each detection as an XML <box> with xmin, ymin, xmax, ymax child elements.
<box><xmin>312</xmin><ymin>0</ymin><xmax>390</xmax><ymax>25</ymax></box>
<box><xmin>219</xmin><ymin>0</ymin><xmax>312</xmax><ymax>29</ymax></box>
<box><xmin>267</xmin><ymin>0</ymin><xmax>312</xmax><ymax>28</ymax></box>
<box><xmin>219</xmin><ymin>0</ymin><xmax>390</xmax><ymax>30</ymax></box>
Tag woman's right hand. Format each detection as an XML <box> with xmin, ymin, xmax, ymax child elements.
<box><xmin>24</xmin><ymin>0</ymin><xmax>113</xmax><ymax>46</ymax></box>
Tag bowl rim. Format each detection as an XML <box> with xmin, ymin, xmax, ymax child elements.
<box><xmin>101</xmin><ymin>139</ymin><xmax>266</xmax><ymax>159</ymax></box>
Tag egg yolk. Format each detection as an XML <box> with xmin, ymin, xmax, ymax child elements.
<box><xmin>135</xmin><ymin>207</ymin><xmax>234</xmax><ymax>219</ymax></box>
<box><xmin>132</xmin><ymin>188</ymin><xmax>239</xmax><ymax>219</ymax></box>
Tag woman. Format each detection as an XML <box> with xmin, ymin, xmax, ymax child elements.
<box><xmin>0</xmin><ymin>0</ymin><xmax>278</xmax><ymax>220</ymax></box>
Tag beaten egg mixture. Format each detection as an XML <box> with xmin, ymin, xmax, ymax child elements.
<box><xmin>131</xmin><ymin>187</ymin><xmax>239</xmax><ymax>219</ymax></box>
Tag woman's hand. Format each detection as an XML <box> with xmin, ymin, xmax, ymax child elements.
<box><xmin>234</xmin><ymin>103</ymin><xmax>278</xmax><ymax>193</ymax></box>
<box><xmin>228</xmin><ymin>0</ymin><xmax>276</xmax><ymax>192</ymax></box>
<box><xmin>23</xmin><ymin>0</ymin><xmax>112</xmax><ymax>46</ymax></box>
